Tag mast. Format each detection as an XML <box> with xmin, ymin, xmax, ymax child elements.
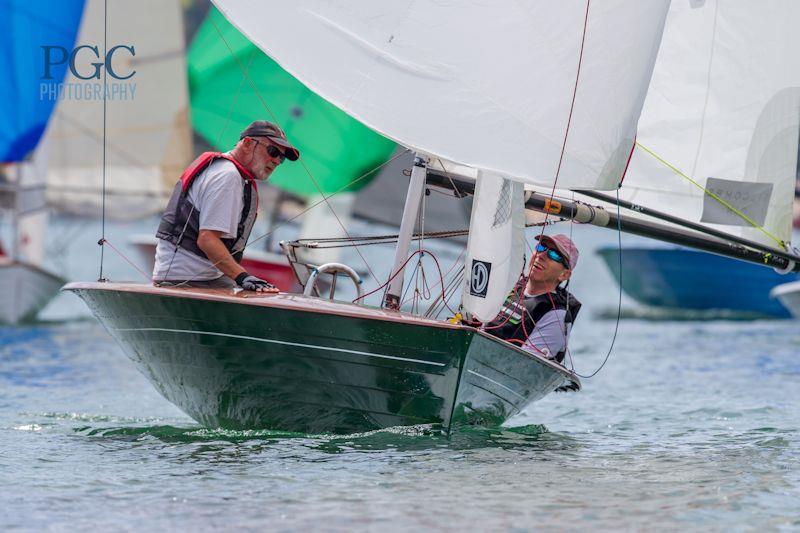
<box><xmin>425</xmin><ymin>172</ymin><xmax>800</xmax><ymax>274</ymax></box>
<box><xmin>383</xmin><ymin>154</ymin><xmax>428</xmax><ymax>310</ymax></box>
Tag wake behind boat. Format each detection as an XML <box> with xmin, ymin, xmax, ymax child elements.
<box><xmin>64</xmin><ymin>282</ymin><xmax>578</xmax><ymax>433</ymax></box>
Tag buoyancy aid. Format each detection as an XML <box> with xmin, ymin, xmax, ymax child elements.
<box><xmin>156</xmin><ymin>152</ymin><xmax>258</xmax><ymax>262</ymax></box>
<box><xmin>484</xmin><ymin>276</ymin><xmax>581</xmax><ymax>362</ymax></box>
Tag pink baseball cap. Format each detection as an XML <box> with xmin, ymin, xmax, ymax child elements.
<box><xmin>535</xmin><ymin>233</ymin><xmax>579</xmax><ymax>270</ymax></box>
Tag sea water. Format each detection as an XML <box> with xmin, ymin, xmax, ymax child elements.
<box><xmin>1</xmin><ymin>219</ymin><xmax>799</xmax><ymax>530</ymax></box>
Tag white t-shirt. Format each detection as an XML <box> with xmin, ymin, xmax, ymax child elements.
<box><xmin>520</xmin><ymin>290</ymin><xmax>571</xmax><ymax>359</ymax></box>
<box><xmin>521</xmin><ymin>308</ymin><xmax>570</xmax><ymax>359</ymax></box>
<box><xmin>153</xmin><ymin>158</ymin><xmax>244</xmax><ymax>281</ymax></box>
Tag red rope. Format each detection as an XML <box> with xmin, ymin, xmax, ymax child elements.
<box><xmin>353</xmin><ymin>249</ymin><xmax>453</xmax><ymax>313</ymax></box>
<box><xmin>499</xmin><ymin>1</ymin><xmax>592</xmax><ymax>356</ymax></box>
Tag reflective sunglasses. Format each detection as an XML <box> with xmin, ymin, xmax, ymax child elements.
<box><xmin>254</xmin><ymin>139</ymin><xmax>285</xmax><ymax>162</ymax></box>
<box><xmin>535</xmin><ymin>243</ymin><xmax>569</xmax><ymax>268</ymax></box>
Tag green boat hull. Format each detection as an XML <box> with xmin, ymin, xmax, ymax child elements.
<box><xmin>66</xmin><ymin>283</ymin><xmax>579</xmax><ymax>434</ymax></box>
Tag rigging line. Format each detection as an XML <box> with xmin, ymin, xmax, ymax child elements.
<box><xmin>207</xmin><ymin>16</ymin><xmax>381</xmax><ymax>287</ymax></box>
<box><xmin>540</xmin><ymin>192</ymin><xmax>579</xmax><ymax>373</ymax></box>
<box><xmin>566</xmin><ymin>191</ymin><xmax>577</xmax><ymax>372</ymax></box>
<box><xmin>690</xmin><ymin>0</ymin><xmax>719</xmax><ymax>179</ymax></box>
<box><xmin>576</xmin><ymin>189</ymin><xmax>623</xmax><ymax>379</ymax></box>
<box><xmin>426</xmin><ymin>268</ymin><xmax>457</xmax><ymax>317</ymax></box>
<box><xmin>245</xmin><ymin>148</ymin><xmax>411</xmax><ymax>250</ymax></box>
<box><xmin>98</xmin><ymin>0</ymin><xmax>108</xmax><ymax>282</ymax></box>
<box><xmin>357</xmin><ymin>249</ymin><xmax>424</xmax><ymax>304</ymax></box>
<box><xmin>429</xmin><ymin>265</ymin><xmax>465</xmax><ymax>319</ymax></box>
<box><xmin>635</xmin><ymin>141</ymin><xmax>785</xmax><ymax>248</ymax></box>
<box><xmin>440</xmin><ymin>269</ymin><xmax>465</xmax><ymax>318</ymax></box>
<box><xmin>216</xmin><ymin>49</ymin><xmax>258</xmax><ymax>147</ymax></box>
<box><xmin>542</xmin><ymin>0</ymin><xmax>591</xmax><ymax>221</ymax></box>
<box><xmin>525</xmin><ymin>0</ymin><xmax>592</xmax><ymax>298</ymax></box>
<box><xmin>400</xmin><ymin>259</ymin><xmax>421</xmax><ymax>307</ymax></box>
<box><xmin>98</xmin><ymin>238</ymin><xmax>152</xmax><ymax>282</ymax></box>
<box><xmin>51</xmin><ymin>112</ymin><xmax>146</xmax><ymax>167</ymax></box>
<box><xmin>423</xmin><ymin>246</ymin><xmax>466</xmax><ymax>317</ymax></box>
<box><xmin>292</xmin><ymin>228</ymin><xmax>469</xmax><ymax>245</ymax></box>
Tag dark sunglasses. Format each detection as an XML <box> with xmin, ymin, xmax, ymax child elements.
<box><xmin>535</xmin><ymin>243</ymin><xmax>569</xmax><ymax>268</ymax></box>
<box><xmin>253</xmin><ymin>139</ymin><xmax>285</xmax><ymax>162</ymax></box>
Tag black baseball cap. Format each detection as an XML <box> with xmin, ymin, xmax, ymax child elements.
<box><xmin>239</xmin><ymin>120</ymin><xmax>300</xmax><ymax>161</ymax></box>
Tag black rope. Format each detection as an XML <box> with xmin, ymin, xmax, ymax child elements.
<box><xmin>97</xmin><ymin>0</ymin><xmax>108</xmax><ymax>282</ymax></box>
<box><xmin>576</xmin><ymin>188</ymin><xmax>623</xmax><ymax>379</ymax></box>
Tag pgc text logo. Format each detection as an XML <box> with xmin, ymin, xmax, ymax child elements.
<box><xmin>40</xmin><ymin>44</ymin><xmax>137</xmax><ymax>101</ymax></box>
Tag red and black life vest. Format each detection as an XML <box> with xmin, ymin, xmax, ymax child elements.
<box><xmin>156</xmin><ymin>152</ymin><xmax>258</xmax><ymax>262</ymax></box>
<box><xmin>484</xmin><ymin>276</ymin><xmax>581</xmax><ymax>362</ymax></box>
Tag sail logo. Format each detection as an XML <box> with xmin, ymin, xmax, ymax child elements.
<box><xmin>39</xmin><ymin>44</ymin><xmax>137</xmax><ymax>101</ymax></box>
<box><xmin>470</xmin><ymin>260</ymin><xmax>491</xmax><ymax>298</ymax></box>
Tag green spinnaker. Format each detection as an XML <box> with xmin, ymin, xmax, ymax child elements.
<box><xmin>188</xmin><ymin>7</ymin><xmax>397</xmax><ymax>197</ymax></box>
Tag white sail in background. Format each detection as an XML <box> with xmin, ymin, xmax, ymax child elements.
<box><xmin>212</xmin><ymin>0</ymin><xmax>669</xmax><ymax>190</ymax></box>
<box><xmin>16</xmin><ymin>140</ymin><xmax>50</xmax><ymax>266</ymax></box>
<box><xmin>43</xmin><ymin>0</ymin><xmax>191</xmax><ymax>219</ymax></box>
<box><xmin>616</xmin><ymin>0</ymin><xmax>800</xmax><ymax>249</ymax></box>
<box><xmin>461</xmin><ymin>173</ymin><xmax>525</xmax><ymax>322</ymax></box>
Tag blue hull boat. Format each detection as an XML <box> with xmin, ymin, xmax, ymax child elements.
<box><xmin>597</xmin><ymin>247</ymin><xmax>798</xmax><ymax>318</ymax></box>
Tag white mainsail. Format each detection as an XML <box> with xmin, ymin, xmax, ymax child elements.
<box><xmin>212</xmin><ymin>0</ymin><xmax>672</xmax><ymax>318</ymax></box>
<box><xmin>43</xmin><ymin>0</ymin><xmax>191</xmax><ymax>219</ymax></box>
<box><xmin>613</xmin><ymin>0</ymin><xmax>800</xmax><ymax>250</ymax></box>
<box><xmin>211</xmin><ymin>0</ymin><xmax>670</xmax><ymax>190</ymax></box>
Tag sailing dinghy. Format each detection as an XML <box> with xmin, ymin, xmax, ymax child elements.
<box><xmin>66</xmin><ymin>0</ymin><xmax>800</xmax><ymax>433</ymax></box>
<box><xmin>0</xmin><ymin>0</ymin><xmax>84</xmax><ymax>324</ymax></box>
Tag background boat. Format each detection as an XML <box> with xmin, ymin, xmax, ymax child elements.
<box><xmin>129</xmin><ymin>233</ymin><xmax>300</xmax><ymax>291</ymax></box>
<box><xmin>0</xmin><ymin>0</ymin><xmax>84</xmax><ymax>324</ymax></box>
<box><xmin>769</xmin><ymin>279</ymin><xmax>800</xmax><ymax>318</ymax></box>
<box><xmin>598</xmin><ymin>245</ymin><xmax>797</xmax><ymax>318</ymax></box>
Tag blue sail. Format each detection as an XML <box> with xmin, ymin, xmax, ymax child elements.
<box><xmin>0</xmin><ymin>0</ymin><xmax>85</xmax><ymax>162</ymax></box>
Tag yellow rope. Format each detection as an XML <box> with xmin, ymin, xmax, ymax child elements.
<box><xmin>634</xmin><ymin>141</ymin><xmax>786</xmax><ymax>249</ymax></box>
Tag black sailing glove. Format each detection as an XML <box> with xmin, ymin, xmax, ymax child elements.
<box><xmin>235</xmin><ymin>272</ymin><xmax>277</xmax><ymax>292</ymax></box>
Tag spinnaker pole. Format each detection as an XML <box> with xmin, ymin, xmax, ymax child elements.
<box><xmin>575</xmin><ymin>189</ymin><xmax>799</xmax><ymax>264</ymax></box>
<box><xmin>424</xmin><ymin>172</ymin><xmax>800</xmax><ymax>273</ymax></box>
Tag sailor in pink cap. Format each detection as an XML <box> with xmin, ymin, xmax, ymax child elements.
<box><xmin>483</xmin><ymin>233</ymin><xmax>581</xmax><ymax>363</ymax></box>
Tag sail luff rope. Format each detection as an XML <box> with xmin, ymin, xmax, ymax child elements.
<box><xmin>207</xmin><ymin>14</ymin><xmax>381</xmax><ymax>286</ymax></box>
<box><xmin>635</xmin><ymin>141</ymin><xmax>785</xmax><ymax>249</ymax></box>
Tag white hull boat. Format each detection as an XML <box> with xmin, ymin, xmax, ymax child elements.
<box><xmin>770</xmin><ymin>281</ymin><xmax>800</xmax><ymax>318</ymax></box>
<box><xmin>0</xmin><ymin>259</ymin><xmax>65</xmax><ymax>325</ymax></box>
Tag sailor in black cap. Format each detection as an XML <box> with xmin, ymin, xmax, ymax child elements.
<box><xmin>152</xmin><ymin>120</ymin><xmax>299</xmax><ymax>292</ymax></box>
